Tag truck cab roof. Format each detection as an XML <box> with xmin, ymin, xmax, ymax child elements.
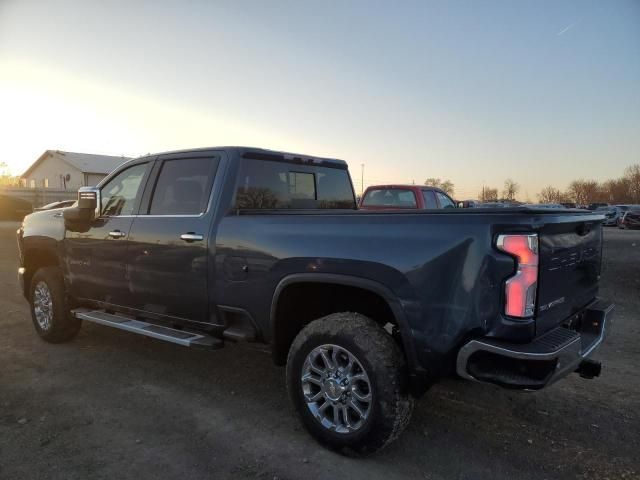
<box><xmin>139</xmin><ymin>146</ymin><xmax>349</xmax><ymax>169</ymax></box>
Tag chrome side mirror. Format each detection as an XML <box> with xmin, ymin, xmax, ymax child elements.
<box><xmin>77</xmin><ymin>186</ymin><xmax>100</xmax><ymax>217</ymax></box>
<box><xmin>63</xmin><ymin>187</ymin><xmax>100</xmax><ymax>230</ymax></box>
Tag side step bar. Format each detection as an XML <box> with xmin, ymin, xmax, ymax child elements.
<box><xmin>73</xmin><ymin>309</ymin><xmax>224</xmax><ymax>350</ymax></box>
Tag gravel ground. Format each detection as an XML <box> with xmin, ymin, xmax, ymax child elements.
<box><xmin>0</xmin><ymin>222</ymin><xmax>638</xmax><ymax>479</ymax></box>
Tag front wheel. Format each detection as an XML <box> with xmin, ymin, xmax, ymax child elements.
<box><xmin>29</xmin><ymin>267</ymin><xmax>81</xmax><ymax>343</ymax></box>
<box><xmin>286</xmin><ymin>313</ymin><xmax>413</xmax><ymax>455</ymax></box>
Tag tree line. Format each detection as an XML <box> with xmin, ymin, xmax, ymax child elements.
<box><xmin>0</xmin><ymin>162</ymin><xmax>19</xmax><ymax>186</ymax></box>
<box><xmin>475</xmin><ymin>164</ymin><xmax>639</xmax><ymax>205</ymax></box>
<box><xmin>478</xmin><ymin>178</ymin><xmax>519</xmax><ymax>203</ymax></box>
<box><xmin>536</xmin><ymin>164</ymin><xmax>640</xmax><ymax>205</ymax></box>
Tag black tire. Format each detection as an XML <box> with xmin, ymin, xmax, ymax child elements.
<box><xmin>29</xmin><ymin>267</ymin><xmax>81</xmax><ymax>343</ymax></box>
<box><xmin>286</xmin><ymin>312</ymin><xmax>413</xmax><ymax>456</ymax></box>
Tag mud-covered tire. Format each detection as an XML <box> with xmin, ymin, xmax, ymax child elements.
<box><xmin>29</xmin><ymin>267</ymin><xmax>81</xmax><ymax>343</ymax></box>
<box><xmin>286</xmin><ymin>312</ymin><xmax>413</xmax><ymax>456</ymax></box>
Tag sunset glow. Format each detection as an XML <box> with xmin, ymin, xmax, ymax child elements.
<box><xmin>1</xmin><ymin>1</ymin><xmax>638</xmax><ymax>200</ymax></box>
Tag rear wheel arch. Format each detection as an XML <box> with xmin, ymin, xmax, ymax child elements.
<box><xmin>269</xmin><ymin>273</ymin><xmax>418</xmax><ymax>370</ymax></box>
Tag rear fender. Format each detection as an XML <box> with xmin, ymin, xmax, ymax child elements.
<box><xmin>270</xmin><ymin>272</ymin><xmax>422</xmax><ymax>376</ymax></box>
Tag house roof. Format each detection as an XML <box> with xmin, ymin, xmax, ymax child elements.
<box><xmin>22</xmin><ymin>150</ymin><xmax>131</xmax><ymax>177</ymax></box>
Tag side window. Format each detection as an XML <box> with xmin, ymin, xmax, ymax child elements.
<box><xmin>422</xmin><ymin>190</ymin><xmax>438</xmax><ymax>208</ymax></box>
<box><xmin>436</xmin><ymin>191</ymin><xmax>455</xmax><ymax>208</ymax></box>
<box><xmin>148</xmin><ymin>157</ymin><xmax>219</xmax><ymax>215</ymax></box>
<box><xmin>235</xmin><ymin>159</ymin><xmax>354</xmax><ymax>209</ymax></box>
<box><xmin>397</xmin><ymin>190</ymin><xmax>417</xmax><ymax>205</ymax></box>
<box><xmin>100</xmin><ymin>163</ymin><xmax>148</xmax><ymax>216</ymax></box>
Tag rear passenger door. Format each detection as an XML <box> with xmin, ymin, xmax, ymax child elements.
<box><xmin>126</xmin><ymin>152</ymin><xmax>222</xmax><ymax>325</ymax></box>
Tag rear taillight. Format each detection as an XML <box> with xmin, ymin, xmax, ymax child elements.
<box><xmin>496</xmin><ymin>234</ymin><xmax>539</xmax><ymax>318</ymax></box>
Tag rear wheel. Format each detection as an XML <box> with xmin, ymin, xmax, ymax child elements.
<box><xmin>29</xmin><ymin>267</ymin><xmax>81</xmax><ymax>343</ymax></box>
<box><xmin>286</xmin><ymin>312</ymin><xmax>413</xmax><ymax>455</ymax></box>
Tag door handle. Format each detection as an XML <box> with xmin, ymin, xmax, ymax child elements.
<box><xmin>180</xmin><ymin>233</ymin><xmax>204</xmax><ymax>242</ymax></box>
<box><xmin>108</xmin><ymin>230</ymin><xmax>126</xmax><ymax>239</ymax></box>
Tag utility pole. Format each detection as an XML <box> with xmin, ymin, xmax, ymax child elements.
<box><xmin>360</xmin><ymin>163</ymin><xmax>364</xmax><ymax>197</ymax></box>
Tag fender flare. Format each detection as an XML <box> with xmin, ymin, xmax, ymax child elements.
<box><xmin>21</xmin><ymin>238</ymin><xmax>63</xmax><ymax>296</ymax></box>
<box><xmin>269</xmin><ymin>272</ymin><xmax>420</xmax><ymax>372</ymax></box>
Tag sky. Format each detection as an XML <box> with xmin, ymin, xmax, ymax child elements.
<box><xmin>0</xmin><ymin>0</ymin><xmax>638</xmax><ymax>200</ymax></box>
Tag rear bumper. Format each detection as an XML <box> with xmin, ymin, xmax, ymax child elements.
<box><xmin>456</xmin><ymin>299</ymin><xmax>613</xmax><ymax>390</ymax></box>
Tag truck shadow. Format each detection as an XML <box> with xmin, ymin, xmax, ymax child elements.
<box><xmin>42</xmin><ymin>322</ymin><xmax>635</xmax><ymax>480</ymax></box>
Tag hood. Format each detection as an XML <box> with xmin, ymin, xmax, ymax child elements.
<box><xmin>21</xmin><ymin>208</ymin><xmax>67</xmax><ymax>242</ymax></box>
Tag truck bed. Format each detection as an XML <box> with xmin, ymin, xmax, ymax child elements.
<box><xmin>217</xmin><ymin>207</ymin><xmax>605</xmax><ymax>376</ymax></box>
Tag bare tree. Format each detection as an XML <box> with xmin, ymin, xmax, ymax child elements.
<box><xmin>502</xmin><ymin>179</ymin><xmax>519</xmax><ymax>201</ymax></box>
<box><xmin>625</xmin><ymin>164</ymin><xmax>640</xmax><ymax>203</ymax></box>
<box><xmin>538</xmin><ymin>186</ymin><xmax>563</xmax><ymax>204</ymax></box>
<box><xmin>236</xmin><ymin>187</ymin><xmax>278</xmax><ymax>209</ymax></box>
<box><xmin>601</xmin><ymin>178</ymin><xmax>631</xmax><ymax>204</ymax></box>
<box><xmin>563</xmin><ymin>164</ymin><xmax>640</xmax><ymax>205</ymax></box>
<box><xmin>424</xmin><ymin>177</ymin><xmax>455</xmax><ymax>196</ymax></box>
<box><xmin>479</xmin><ymin>187</ymin><xmax>498</xmax><ymax>202</ymax></box>
<box><xmin>568</xmin><ymin>180</ymin><xmax>599</xmax><ymax>206</ymax></box>
<box><xmin>0</xmin><ymin>162</ymin><xmax>20</xmax><ymax>187</ymax></box>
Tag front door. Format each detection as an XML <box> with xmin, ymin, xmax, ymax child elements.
<box><xmin>65</xmin><ymin>161</ymin><xmax>151</xmax><ymax>307</ymax></box>
<box><xmin>126</xmin><ymin>153</ymin><xmax>221</xmax><ymax>325</ymax></box>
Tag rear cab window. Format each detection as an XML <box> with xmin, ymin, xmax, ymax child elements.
<box><xmin>361</xmin><ymin>188</ymin><xmax>417</xmax><ymax>208</ymax></box>
<box><xmin>235</xmin><ymin>158</ymin><xmax>355</xmax><ymax>209</ymax></box>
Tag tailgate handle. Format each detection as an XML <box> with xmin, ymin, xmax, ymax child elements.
<box><xmin>576</xmin><ymin>223</ymin><xmax>592</xmax><ymax>236</ymax></box>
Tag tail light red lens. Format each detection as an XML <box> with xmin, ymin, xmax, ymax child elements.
<box><xmin>496</xmin><ymin>234</ymin><xmax>539</xmax><ymax>318</ymax></box>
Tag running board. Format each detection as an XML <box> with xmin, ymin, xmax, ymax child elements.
<box><xmin>73</xmin><ymin>309</ymin><xmax>224</xmax><ymax>350</ymax></box>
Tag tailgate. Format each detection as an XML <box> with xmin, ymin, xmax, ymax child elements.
<box><xmin>536</xmin><ymin>215</ymin><xmax>603</xmax><ymax>335</ymax></box>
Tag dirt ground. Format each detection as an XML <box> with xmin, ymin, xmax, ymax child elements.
<box><xmin>0</xmin><ymin>222</ymin><xmax>638</xmax><ymax>480</ymax></box>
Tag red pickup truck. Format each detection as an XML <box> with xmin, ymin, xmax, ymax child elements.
<box><xmin>359</xmin><ymin>184</ymin><xmax>456</xmax><ymax>210</ymax></box>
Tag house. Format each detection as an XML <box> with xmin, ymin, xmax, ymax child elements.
<box><xmin>21</xmin><ymin>150</ymin><xmax>130</xmax><ymax>190</ymax></box>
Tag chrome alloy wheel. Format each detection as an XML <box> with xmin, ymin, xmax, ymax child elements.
<box><xmin>301</xmin><ymin>344</ymin><xmax>373</xmax><ymax>434</ymax></box>
<box><xmin>33</xmin><ymin>281</ymin><xmax>53</xmax><ymax>331</ymax></box>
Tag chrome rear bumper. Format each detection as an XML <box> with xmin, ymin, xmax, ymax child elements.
<box><xmin>456</xmin><ymin>299</ymin><xmax>613</xmax><ymax>390</ymax></box>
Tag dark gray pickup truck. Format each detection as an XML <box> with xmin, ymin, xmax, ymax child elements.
<box><xmin>17</xmin><ymin>147</ymin><xmax>613</xmax><ymax>454</ymax></box>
